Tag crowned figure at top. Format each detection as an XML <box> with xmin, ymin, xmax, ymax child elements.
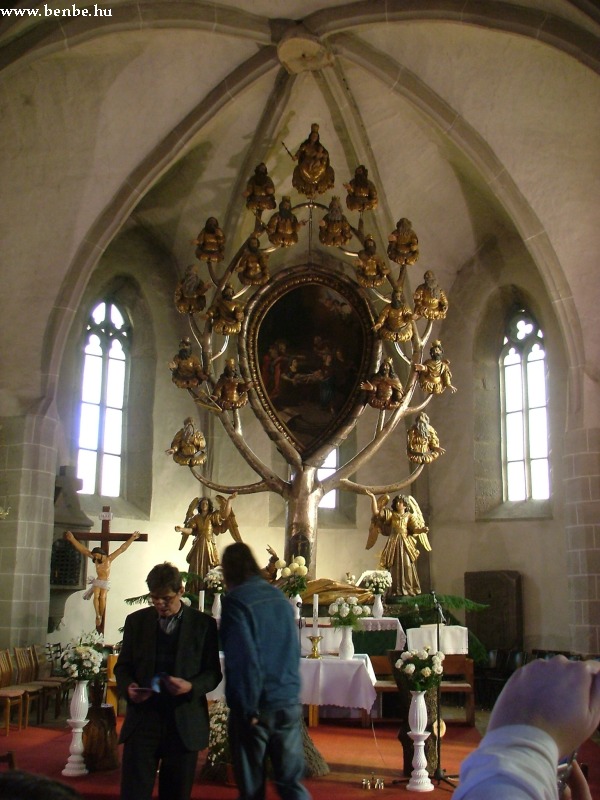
<box><xmin>292</xmin><ymin>123</ymin><xmax>335</xmax><ymax>198</ymax></box>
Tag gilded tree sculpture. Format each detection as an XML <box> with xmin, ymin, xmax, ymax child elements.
<box><xmin>166</xmin><ymin>123</ymin><xmax>455</xmax><ymax>579</ymax></box>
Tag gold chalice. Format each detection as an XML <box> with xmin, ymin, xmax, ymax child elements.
<box><xmin>307</xmin><ymin>635</ymin><xmax>323</xmax><ymax>659</ymax></box>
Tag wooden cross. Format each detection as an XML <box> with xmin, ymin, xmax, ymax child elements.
<box><xmin>68</xmin><ymin>506</ymin><xmax>148</xmax><ymax>636</ymax></box>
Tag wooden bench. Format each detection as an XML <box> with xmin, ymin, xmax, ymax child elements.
<box><xmin>440</xmin><ymin>653</ymin><xmax>475</xmax><ymax>726</ymax></box>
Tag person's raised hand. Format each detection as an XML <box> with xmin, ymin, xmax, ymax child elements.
<box><xmin>488</xmin><ymin>656</ymin><xmax>600</xmax><ymax>758</ymax></box>
<box><xmin>563</xmin><ymin>761</ymin><xmax>592</xmax><ymax>800</ymax></box>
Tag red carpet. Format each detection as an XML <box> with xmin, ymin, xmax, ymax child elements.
<box><xmin>2</xmin><ymin>719</ymin><xmax>599</xmax><ymax>799</ymax></box>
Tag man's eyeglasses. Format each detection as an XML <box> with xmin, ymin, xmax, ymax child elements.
<box><xmin>149</xmin><ymin>594</ymin><xmax>179</xmax><ymax>605</ymax></box>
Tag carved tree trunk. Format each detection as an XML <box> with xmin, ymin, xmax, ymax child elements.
<box><xmin>284</xmin><ymin>466</ymin><xmax>322</xmax><ymax>574</ymax></box>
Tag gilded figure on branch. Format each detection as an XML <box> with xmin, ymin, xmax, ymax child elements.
<box><xmin>318</xmin><ymin>196</ymin><xmax>353</xmax><ymax>247</ymax></box>
<box><xmin>365</xmin><ymin>491</ymin><xmax>431</xmax><ymax>597</ymax></box>
<box><xmin>243</xmin><ymin>162</ymin><xmax>276</xmax><ymax>213</ymax></box>
<box><xmin>387</xmin><ymin>218</ymin><xmax>419</xmax><ymax>267</ymax></box>
<box><xmin>360</xmin><ymin>357</ymin><xmax>404</xmax><ymax>410</ymax></box>
<box><xmin>206</xmin><ymin>283</ymin><xmax>245</xmax><ymax>335</ymax></box>
<box><xmin>354</xmin><ymin>235</ymin><xmax>390</xmax><ymax>288</ymax></box>
<box><xmin>413</xmin><ymin>270</ymin><xmax>448</xmax><ymax>320</ymax></box>
<box><xmin>211</xmin><ymin>358</ymin><xmax>253</xmax><ymax>410</ymax></box>
<box><xmin>235</xmin><ymin>236</ymin><xmax>270</xmax><ymax>286</ymax></box>
<box><xmin>415</xmin><ymin>340</ymin><xmax>457</xmax><ymax>395</ymax></box>
<box><xmin>194</xmin><ymin>216</ymin><xmax>225</xmax><ymax>263</ymax></box>
<box><xmin>166</xmin><ymin>417</ymin><xmax>207</xmax><ymax>467</ymax></box>
<box><xmin>344</xmin><ymin>164</ymin><xmax>378</xmax><ymax>213</ymax></box>
<box><xmin>266</xmin><ymin>196</ymin><xmax>304</xmax><ymax>248</ymax></box>
<box><xmin>169</xmin><ymin>338</ymin><xmax>208</xmax><ymax>389</ymax></box>
<box><xmin>373</xmin><ymin>290</ymin><xmax>416</xmax><ymax>343</ymax></box>
<box><xmin>407</xmin><ymin>412</ymin><xmax>445</xmax><ymax>464</ymax></box>
<box><xmin>174</xmin><ymin>264</ymin><xmax>211</xmax><ymax>315</ymax></box>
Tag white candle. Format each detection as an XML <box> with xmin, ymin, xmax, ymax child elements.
<box><xmin>312</xmin><ymin>594</ymin><xmax>319</xmax><ymax>635</ymax></box>
<box><xmin>198</xmin><ymin>590</ymin><xmax>205</xmax><ymax>611</ymax></box>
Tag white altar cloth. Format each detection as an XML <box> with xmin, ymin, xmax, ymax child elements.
<box><xmin>406</xmin><ymin>624</ymin><xmax>468</xmax><ymax>654</ymax></box>
<box><xmin>300</xmin><ymin>617</ymin><xmax>406</xmax><ymax>656</ymax></box>
<box><xmin>300</xmin><ymin>654</ymin><xmax>376</xmax><ymax>711</ymax></box>
<box><xmin>207</xmin><ymin>653</ymin><xmax>377</xmax><ymax>713</ymax></box>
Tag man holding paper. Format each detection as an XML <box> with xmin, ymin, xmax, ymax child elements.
<box><xmin>114</xmin><ymin>562</ymin><xmax>221</xmax><ymax>800</ymax></box>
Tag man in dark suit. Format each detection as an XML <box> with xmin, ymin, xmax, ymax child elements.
<box><xmin>114</xmin><ymin>562</ymin><xmax>222</xmax><ymax>800</ymax></box>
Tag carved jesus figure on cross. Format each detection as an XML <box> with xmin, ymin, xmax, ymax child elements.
<box><xmin>64</xmin><ymin>506</ymin><xmax>147</xmax><ymax>632</ymax></box>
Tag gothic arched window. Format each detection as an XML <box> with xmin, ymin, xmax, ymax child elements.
<box><xmin>77</xmin><ymin>301</ymin><xmax>131</xmax><ymax>496</ymax></box>
<box><xmin>500</xmin><ymin>310</ymin><xmax>550</xmax><ymax>501</ymax></box>
<box><xmin>318</xmin><ymin>448</ymin><xmax>338</xmax><ymax>509</ymax></box>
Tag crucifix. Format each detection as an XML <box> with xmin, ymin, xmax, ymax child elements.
<box><xmin>64</xmin><ymin>505</ymin><xmax>148</xmax><ymax>635</ymax></box>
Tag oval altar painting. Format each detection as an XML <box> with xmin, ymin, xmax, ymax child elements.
<box><xmin>245</xmin><ymin>267</ymin><xmax>377</xmax><ymax>455</ymax></box>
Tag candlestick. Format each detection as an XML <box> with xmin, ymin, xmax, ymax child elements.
<box><xmin>198</xmin><ymin>590</ymin><xmax>205</xmax><ymax>611</ymax></box>
<box><xmin>312</xmin><ymin>593</ymin><xmax>319</xmax><ymax>635</ymax></box>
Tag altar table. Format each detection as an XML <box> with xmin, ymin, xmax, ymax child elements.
<box><xmin>300</xmin><ymin>617</ymin><xmax>406</xmax><ymax>656</ymax></box>
<box><xmin>207</xmin><ymin>653</ymin><xmax>377</xmax><ymax>727</ymax></box>
<box><xmin>406</xmin><ymin>624</ymin><xmax>468</xmax><ymax>654</ymax></box>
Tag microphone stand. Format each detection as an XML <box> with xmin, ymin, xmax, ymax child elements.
<box><xmin>431</xmin><ymin>590</ymin><xmax>459</xmax><ymax>790</ymax></box>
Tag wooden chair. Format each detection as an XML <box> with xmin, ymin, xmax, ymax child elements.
<box><xmin>439</xmin><ymin>653</ymin><xmax>475</xmax><ymax>726</ymax></box>
<box><xmin>361</xmin><ymin>654</ymin><xmax>398</xmax><ymax>727</ymax></box>
<box><xmin>11</xmin><ymin>648</ymin><xmax>44</xmax><ymax>727</ymax></box>
<box><xmin>32</xmin><ymin>645</ymin><xmax>73</xmax><ymax>714</ymax></box>
<box><xmin>0</xmin><ymin>750</ymin><xmax>16</xmax><ymax>769</ymax></box>
<box><xmin>0</xmin><ymin>650</ymin><xmax>24</xmax><ymax>736</ymax></box>
<box><xmin>26</xmin><ymin>646</ymin><xmax>64</xmax><ymax>722</ymax></box>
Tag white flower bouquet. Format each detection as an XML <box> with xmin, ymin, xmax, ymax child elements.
<box><xmin>61</xmin><ymin>630</ymin><xmax>105</xmax><ymax>680</ymax></box>
<box><xmin>361</xmin><ymin>570</ymin><xmax>392</xmax><ymax>595</ymax></box>
<box><xmin>206</xmin><ymin>699</ymin><xmax>231</xmax><ymax>766</ymax></box>
<box><xmin>395</xmin><ymin>646</ymin><xmax>444</xmax><ymax>692</ymax></box>
<box><xmin>204</xmin><ymin>566</ymin><xmax>225</xmax><ymax>593</ymax></box>
<box><xmin>275</xmin><ymin>555</ymin><xmax>308</xmax><ymax>597</ymax></box>
<box><xmin>328</xmin><ymin>596</ymin><xmax>371</xmax><ymax>628</ymax></box>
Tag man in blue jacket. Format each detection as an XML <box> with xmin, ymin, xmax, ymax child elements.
<box><xmin>115</xmin><ymin>561</ymin><xmax>221</xmax><ymax>800</ymax></box>
<box><xmin>220</xmin><ymin>542</ymin><xmax>311</xmax><ymax>800</ymax></box>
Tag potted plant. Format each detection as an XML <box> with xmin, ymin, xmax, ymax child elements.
<box><xmin>328</xmin><ymin>596</ymin><xmax>371</xmax><ymax>659</ymax></box>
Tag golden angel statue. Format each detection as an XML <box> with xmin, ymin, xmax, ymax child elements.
<box><xmin>194</xmin><ymin>216</ymin><xmax>225</xmax><ymax>263</ymax></box>
<box><xmin>169</xmin><ymin>337</ymin><xmax>208</xmax><ymax>389</ymax></box>
<box><xmin>175</xmin><ymin>493</ymin><xmax>241</xmax><ymax>595</ymax></box>
<box><xmin>415</xmin><ymin>340</ymin><xmax>457</xmax><ymax>395</ymax></box>
<box><xmin>291</xmin><ymin>122</ymin><xmax>335</xmax><ymax>198</ymax></box>
<box><xmin>360</xmin><ymin>357</ymin><xmax>404</xmax><ymax>410</ymax></box>
<box><xmin>413</xmin><ymin>270</ymin><xmax>448</xmax><ymax>320</ymax></box>
<box><xmin>365</xmin><ymin>491</ymin><xmax>431</xmax><ymax>597</ymax></box>
<box><xmin>211</xmin><ymin>358</ymin><xmax>253</xmax><ymax>410</ymax></box>
<box><xmin>318</xmin><ymin>196</ymin><xmax>353</xmax><ymax>247</ymax></box>
<box><xmin>344</xmin><ymin>164</ymin><xmax>378</xmax><ymax>213</ymax></box>
<box><xmin>354</xmin><ymin>235</ymin><xmax>390</xmax><ymax>288</ymax></box>
<box><xmin>235</xmin><ymin>235</ymin><xmax>270</xmax><ymax>286</ymax></box>
<box><xmin>387</xmin><ymin>218</ymin><xmax>419</xmax><ymax>267</ymax></box>
<box><xmin>243</xmin><ymin>162</ymin><xmax>276</xmax><ymax>213</ymax></box>
<box><xmin>166</xmin><ymin>417</ymin><xmax>207</xmax><ymax>467</ymax></box>
<box><xmin>206</xmin><ymin>283</ymin><xmax>245</xmax><ymax>335</ymax></box>
<box><xmin>266</xmin><ymin>196</ymin><xmax>304</xmax><ymax>248</ymax></box>
<box><xmin>407</xmin><ymin>411</ymin><xmax>446</xmax><ymax>464</ymax></box>
<box><xmin>373</xmin><ymin>289</ymin><xmax>416</xmax><ymax>343</ymax></box>
<box><xmin>174</xmin><ymin>264</ymin><xmax>211</xmax><ymax>315</ymax></box>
